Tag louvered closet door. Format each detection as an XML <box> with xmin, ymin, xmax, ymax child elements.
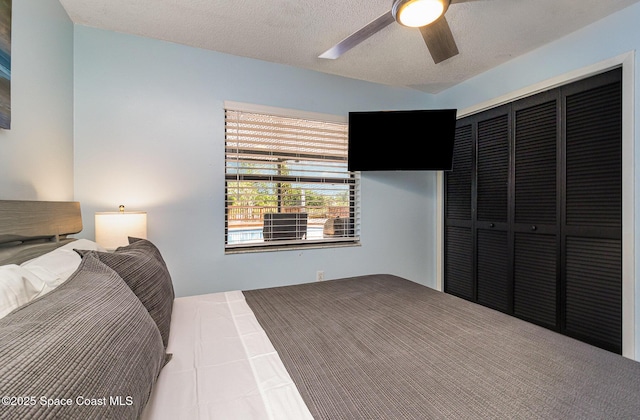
<box><xmin>562</xmin><ymin>68</ymin><xmax>622</xmax><ymax>353</ymax></box>
<box><xmin>475</xmin><ymin>107</ymin><xmax>510</xmax><ymax>312</ymax></box>
<box><xmin>512</xmin><ymin>91</ymin><xmax>560</xmax><ymax>329</ymax></box>
<box><xmin>445</xmin><ymin>123</ymin><xmax>474</xmax><ymax>300</ymax></box>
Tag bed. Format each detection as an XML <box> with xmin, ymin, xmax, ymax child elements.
<box><xmin>2</xmin><ymin>200</ymin><xmax>640</xmax><ymax>419</ymax></box>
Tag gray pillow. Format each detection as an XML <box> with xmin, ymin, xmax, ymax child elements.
<box><xmin>0</xmin><ymin>253</ymin><xmax>167</xmax><ymax>420</ymax></box>
<box><xmin>77</xmin><ymin>238</ymin><xmax>174</xmax><ymax>348</ymax></box>
<box><xmin>126</xmin><ymin>236</ymin><xmax>170</xmax><ymax>268</ymax></box>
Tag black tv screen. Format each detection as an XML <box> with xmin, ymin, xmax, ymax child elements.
<box><xmin>348</xmin><ymin>109</ymin><xmax>457</xmax><ymax>171</ymax></box>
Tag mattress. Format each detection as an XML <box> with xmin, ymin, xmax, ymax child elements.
<box><xmin>142</xmin><ymin>291</ymin><xmax>312</xmax><ymax>420</ymax></box>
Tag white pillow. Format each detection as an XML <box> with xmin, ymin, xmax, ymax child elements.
<box><xmin>20</xmin><ymin>239</ymin><xmax>107</xmax><ymax>290</ymax></box>
<box><xmin>0</xmin><ymin>239</ymin><xmax>106</xmax><ymax>320</ymax></box>
<box><xmin>0</xmin><ymin>265</ymin><xmax>49</xmax><ymax>319</ymax></box>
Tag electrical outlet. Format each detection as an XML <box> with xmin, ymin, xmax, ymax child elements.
<box><xmin>316</xmin><ymin>270</ymin><xmax>325</xmax><ymax>281</ymax></box>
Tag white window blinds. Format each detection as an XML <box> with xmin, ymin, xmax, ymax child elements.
<box><xmin>224</xmin><ymin>104</ymin><xmax>360</xmax><ymax>250</ymax></box>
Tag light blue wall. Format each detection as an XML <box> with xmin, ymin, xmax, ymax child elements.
<box><xmin>436</xmin><ymin>2</ymin><xmax>640</xmax><ymax>111</ymax></box>
<box><xmin>73</xmin><ymin>26</ymin><xmax>438</xmax><ymax>297</ymax></box>
<box><xmin>73</xmin><ymin>1</ymin><xmax>640</xmax><ymax>309</ymax></box>
<box><xmin>0</xmin><ymin>0</ymin><xmax>74</xmax><ymax>200</ymax></box>
<box><xmin>435</xmin><ymin>1</ymin><xmax>640</xmax><ymax>359</ymax></box>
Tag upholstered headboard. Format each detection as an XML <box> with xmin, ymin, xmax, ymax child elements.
<box><xmin>0</xmin><ymin>200</ymin><xmax>83</xmax><ymax>265</ymax></box>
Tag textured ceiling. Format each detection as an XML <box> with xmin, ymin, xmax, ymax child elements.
<box><xmin>58</xmin><ymin>0</ymin><xmax>640</xmax><ymax>93</ymax></box>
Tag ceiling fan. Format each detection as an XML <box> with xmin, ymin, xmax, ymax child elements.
<box><xmin>319</xmin><ymin>0</ymin><xmax>475</xmax><ymax>64</ymax></box>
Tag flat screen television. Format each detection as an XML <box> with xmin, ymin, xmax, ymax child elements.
<box><xmin>348</xmin><ymin>109</ymin><xmax>457</xmax><ymax>171</ymax></box>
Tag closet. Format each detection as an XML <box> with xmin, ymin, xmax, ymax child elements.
<box><xmin>444</xmin><ymin>68</ymin><xmax>622</xmax><ymax>353</ymax></box>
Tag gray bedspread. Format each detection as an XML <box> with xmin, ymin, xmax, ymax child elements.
<box><xmin>244</xmin><ymin>274</ymin><xmax>640</xmax><ymax>419</ymax></box>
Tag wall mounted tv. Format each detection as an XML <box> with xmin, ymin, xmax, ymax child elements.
<box><xmin>348</xmin><ymin>109</ymin><xmax>457</xmax><ymax>171</ymax></box>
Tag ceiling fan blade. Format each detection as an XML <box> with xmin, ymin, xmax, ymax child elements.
<box><xmin>319</xmin><ymin>12</ymin><xmax>395</xmax><ymax>59</ymax></box>
<box><xmin>419</xmin><ymin>15</ymin><xmax>459</xmax><ymax>64</ymax></box>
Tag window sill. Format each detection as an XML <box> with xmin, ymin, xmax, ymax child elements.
<box><xmin>225</xmin><ymin>240</ymin><xmax>361</xmax><ymax>255</ymax></box>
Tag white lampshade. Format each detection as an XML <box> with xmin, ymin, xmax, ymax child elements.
<box><xmin>95</xmin><ymin>208</ymin><xmax>147</xmax><ymax>251</ymax></box>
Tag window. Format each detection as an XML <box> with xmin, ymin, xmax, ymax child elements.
<box><xmin>224</xmin><ymin>102</ymin><xmax>360</xmax><ymax>251</ymax></box>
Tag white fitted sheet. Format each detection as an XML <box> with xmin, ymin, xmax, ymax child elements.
<box><xmin>141</xmin><ymin>291</ymin><xmax>313</xmax><ymax>420</ymax></box>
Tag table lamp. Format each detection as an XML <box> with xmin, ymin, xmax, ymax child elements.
<box><xmin>95</xmin><ymin>205</ymin><xmax>147</xmax><ymax>250</ymax></box>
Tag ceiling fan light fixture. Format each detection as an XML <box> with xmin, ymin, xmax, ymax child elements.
<box><xmin>392</xmin><ymin>0</ymin><xmax>448</xmax><ymax>28</ymax></box>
